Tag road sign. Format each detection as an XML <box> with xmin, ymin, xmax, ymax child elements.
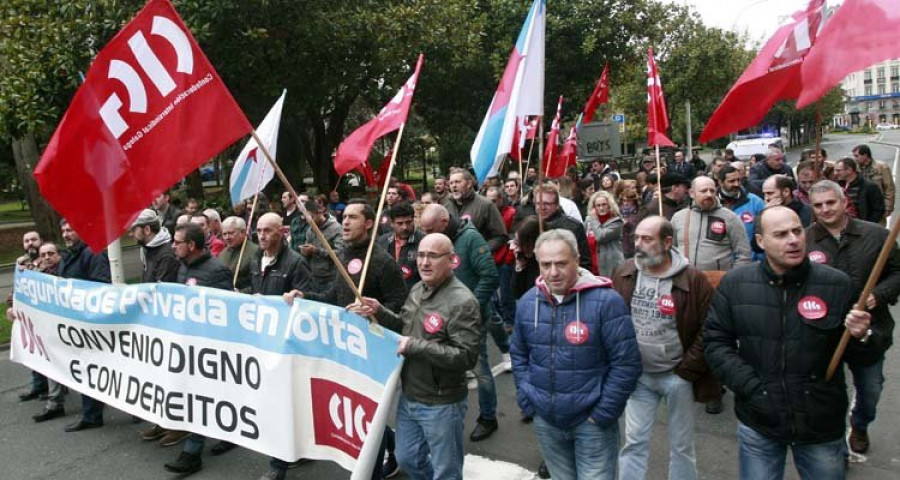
<box><xmin>611</xmin><ymin>114</ymin><xmax>625</xmax><ymax>124</ymax></box>
<box><xmin>577</xmin><ymin>122</ymin><xmax>621</xmax><ymax>159</ymax></box>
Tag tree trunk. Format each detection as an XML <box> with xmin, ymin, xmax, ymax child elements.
<box><xmin>11</xmin><ymin>133</ymin><xmax>61</xmax><ymax>244</ymax></box>
<box><xmin>185</xmin><ymin>170</ymin><xmax>205</xmax><ymax>200</ymax></box>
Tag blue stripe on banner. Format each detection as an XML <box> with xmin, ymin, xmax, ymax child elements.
<box><xmin>13</xmin><ymin>270</ymin><xmax>401</xmax><ymax>385</ymax></box>
<box><xmin>230</xmin><ymin>158</ymin><xmax>254</xmax><ymax>205</ymax></box>
<box><xmin>473</xmin><ymin>107</ymin><xmax>508</xmax><ymax>182</ymax></box>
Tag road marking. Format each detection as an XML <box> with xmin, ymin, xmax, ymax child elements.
<box><xmin>464</xmin><ymin>454</ymin><xmax>536</xmax><ymax>479</ymax></box>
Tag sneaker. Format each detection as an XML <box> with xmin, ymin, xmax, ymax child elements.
<box><xmin>258</xmin><ymin>468</ymin><xmax>286</xmax><ymax>480</ymax></box>
<box><xmin>469</xmin><ymin>416</ymin><xmax>499</xmax><ymax>442</ymax></box>
<box><xmin>382</xmin><ymin>454</ymin><xmax>401</xmax><ymax>478</ymax></box>
<box><xmin>140</xmin><ymin>425</ymin><xmax>168</xmax><ymax>441</ymax></box>
<box><xmin>164</xmin><ymin>451</ymin><xmax>202</xmax><ymax>475</ymax></box>
<box><xmin>502</xmin><ymin>353</ymin><xmax>513</xmax><ymax>372</ymax></box>
<box><xmin>849</xmin><ymin>427</ymin><xmax>870</xmax><ymax>454</ymax></box>
<box><xmin>537</xmin><ymin>460</ymin><xmax>551</xmax><ymax>479</ymax></box>
<box><xmin>705</xmin><ymin>399</ymin><xmax>723</xmax><ymax>415</ymax></box>
<box><xmin>159</xmin><ymin>430</ymin><xmax>191</xmax><ymax>447</ymax></box>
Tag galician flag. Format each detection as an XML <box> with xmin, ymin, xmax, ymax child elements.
<box><xmin>470</xmin><ymin>0</ymin><xmax>545</xmax><ymax>183</ymax></box>
<box><xmin>229</xmin><ymin>90</ymin><xmax>286</xmax><ymax>206</ymax></box>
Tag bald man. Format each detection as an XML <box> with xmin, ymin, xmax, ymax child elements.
<box><xmin>249</xmin><ymin>212</ymin><xmax>311</xmax><ymax>296</ymax></box>
<box><xmin>350</xmin><ymin>233</ymin><xmax>481</xmax><ymax>480</ymax></box>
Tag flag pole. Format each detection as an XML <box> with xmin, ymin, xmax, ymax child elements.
<box><xmin>232</xmin><ymin>161</ymin><xmax>269</xmax><ymax>289</ymax></box>
<box><xmin>523</xmin><ymin>131</ymin><xmax>537</xmax><ymax>200</ymax></box>
<box><xmin>655</xmin><ymin>144</ymin><xmax>663</xmax><ymax>215</ymax></box>
<box><xmin>250</xmin><ymin>130</ymin><xmax>366</xmax><ymax>304</ymax></box>
<box><xmin>537</xmin><ymin>121</ymin><xmax>546</xmax><ymax>234</ymax></box>
<box><xmin>826</xmin><ymin>215</ymin><xmax>900</xmax><ymax>380</ymax></box>
<box><xmin>358</xmin><ymin>124</ymin><xmax>407</xmax><ymax>294</ymax></box>
<box><xmin>517</xmin><ymin>144</ymin><xmax>524</xmax><ymax>201</ymax></box>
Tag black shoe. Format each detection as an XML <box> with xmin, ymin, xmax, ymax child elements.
<box><xmin>64</xmin><ymin>420</ymin><xmax>103</xmax><ymax>432</ymax></box>
<box><xmin>164</xmin><ymin>452</ymin><xmax>202</xmax><ymax>475</ymax></box>
<box><xmin>538</xmin><ymin>460</ymin><xmax>551</xmax><ymax>479</ymax></box>
<box><xmin>210</xmin><ymin>441</ymin><xmax>237</xmax><ymax>456</ymax></box>
<box><xmin>470</xmin><ymin>416</ymin><xmax>499</xmax><ymax>442</ymax></box>
<box><xmin>382</xmin><ymin>454</ymin><xmax>401</xmax><ymax>478</ymax></box>
<box><xmin>18</xmin><ymin>389</ymin><xmax>46</xmax><ymax>402</ymax></box>
<box><xmin>705</xmin><ymin>400</ymin><xmax>723</xmax><ymax>415</ymax></box>
<box><xmin>33</xmin><ymin>408</ymin><xmax>65</xmax><ymax>423</ymax></box>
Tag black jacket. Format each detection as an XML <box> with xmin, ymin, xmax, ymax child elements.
<box><xmin>705</xmin><ymin>260</ymin><xmax>877</xmax><ymax>445</ymax></box>
<box><xmin>806</xmin><ymin>218</ymin><xmax>900</xmax><ymax>356</ymax></box>
<box><xmin>306</xmin><ymin>241</ymin><xmax>408</xmax><ymax>312</ymax></box>
<box><xmin>141</xmin><ymin>242</ymin><xmax>180</xmax><ymax>283</ymax></box>
<box><xmin>376</xmin><ymin>229</ymin><xmax>424</xmax><ymax>290</ymax></box>
<box><xmin>842</xmin><ymin>176</ymin><xmax>885</xmax><ymax>224</ymax></box>
<box><xmin>177</xmin><ymin>251</ymin><xmax>233</xmax><ymax>290</ymax></box>
<box><xmin>59</xmin><ymin>241</ymin><xmax>111</xmax><ymax>283</ymax></box>
<box><xmin>544</xmin><ymin>209</ymin><xmax>593</xmax><ymax>271</ymax></box>
<box><xmin>249</xmin><ymin>242</ymin><xmax>311</xmax><ymax>295</ymax></box>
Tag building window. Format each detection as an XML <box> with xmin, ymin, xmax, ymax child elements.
<box><xmin>865</xmin><ymin>85</ymin><xmax>873</xmax><ymax>96</ymax></box>
<box><xmin>892</xmin><ymin>66</ymin><xmax>900</xmax><ymax>78</ymax></box>
<box><xmin>879</xmin><ymin>85</ymin><xmax>887</xmax><ymax>95</ymax></box>
<box><xmin>894</xmin><ymin>83</ymin><xmax>900</xmax><ymax>93</ymax></box>
<box><xmin>877</xmin><ymin>67</ymin><xmax>886</xmax><ymax>79</ymax></box>
<box><xmin>864</xmin><ymin>70</ymin><xmax>872</xmax><ymax>81</ymax></box>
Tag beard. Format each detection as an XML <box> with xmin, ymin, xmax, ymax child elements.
<box><xmin>634</xmin><ymin>248</ymin><xmax>665</xmax><ymax>269</ymax></box>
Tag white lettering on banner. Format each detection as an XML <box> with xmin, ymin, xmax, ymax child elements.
<box><xmin>329</xmin><ymin>393</ymin><xmax>371</xmax><ymax>442</ymax></box>
<box><xmin>286</xmin><ymin>306</ymin><xmax>368</xmax><ymax>360</ymax></box>
<box><xmin>100</xmin><ymin>15</ymin><xmax>195</xmax><ymax>139</ymax></box>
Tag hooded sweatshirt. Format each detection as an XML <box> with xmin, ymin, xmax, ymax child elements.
<box><xmin>631</xmin><ymin>253</ymin><xmax>689</xmax><ymax>372</ymax></box>
<box><xmin>671</xmin><ymin>201</ymin><xmax>751</xmax><ymax>272</ymax></box>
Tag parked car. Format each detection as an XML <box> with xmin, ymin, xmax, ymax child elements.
<box><xmin>875</xmin><ymin>123</ymin><xmax>898</xmax><ymax>131</ymax></box>
<box><xmin>725</xmin><ymin>135</ymin><xmax>785</xmax><ymax>161</ymax></box>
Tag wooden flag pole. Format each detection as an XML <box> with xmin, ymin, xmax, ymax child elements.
<box><xmin>537</xmin><ymin>121</ymin><xmax>546</xmax><ymax>234</ymax></box>
<box><xmin>518</xmin><ymin>144</ymin><xmax>525</xmax><ymax>201</ymax></box>
<box><xmin>231</xmin><ymin>158</ymin><xmax>269</xmax><ymax>289</ymax></box>
<box><xmin>825</xmin><ymin>216</ymin><xmax>900</xmax><ymax>380</ymax></box>
<box><xmin>655</xmin><ymin>144</ymin><xmax>663</xmax><ymax>216</ymax></box>
<box><xmin>250</xmin><ymin>130</ymin><xmax>365</xmax><ymax>303</ymax></box>
<box><xmin>522</xmin><ymin>132</ymin><xmax>537</xmax><ymax>200</ymax></box>
<box><xmin>358</xmin><ymin>124</ymin><xmax>407</xmax><ymax>294</ymax></box>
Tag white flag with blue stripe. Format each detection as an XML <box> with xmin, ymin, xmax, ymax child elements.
<box><xmin>229</xmin><ymin>90</ymin><xmax>286</xmax><ymax>205</ymax></box>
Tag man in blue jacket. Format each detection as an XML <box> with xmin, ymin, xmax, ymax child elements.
<box><xmin>511</xmin><ymin>229</ymin><xmax>641</xmax><ymax>480</ymax></box>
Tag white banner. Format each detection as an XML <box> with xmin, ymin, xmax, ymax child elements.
<box><xmin>10</xmin><ymin>269</ymin><xmax>401</xmax><ymax>476</ymax></box>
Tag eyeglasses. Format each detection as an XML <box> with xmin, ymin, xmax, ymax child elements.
<box><xmin>417</xmin><ymin>252</ymin><xmax>451</xmax><ymax>260</ymax></box>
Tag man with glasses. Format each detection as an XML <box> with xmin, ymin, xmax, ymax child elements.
<box><xmin>349</xmin><ymin>233</ymin><xmax>481</xmax><ymax>480</ymax></box>
<box><xmin>853</xmin><ymin>144</ymin><xmax>894</xmax><ymax>224</ymax></box>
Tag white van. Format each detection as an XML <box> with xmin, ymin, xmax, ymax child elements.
<box><xmin>725</xmin><ymin>135</ymin><xmax>785</xmax><ymax>160</ymax></box>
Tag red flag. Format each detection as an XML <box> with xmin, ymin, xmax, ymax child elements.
<box><xmin>647</xmin><ymin>48</ymin><xmax>675</xmax><ymax>147</ymax></box>
<box><xmin>526</xmin><ymin>116</ymin><xmax>539</xmax><ymax>140</ymax></box>
<box><xmin>582</xmin><ymin>63</ymin><xmax>609</xmax><ymax>123</ymax></box>
<box><xmin>509</xmin><ymin>116</ymin><xmax>527</xmax><ymax>161</ymax></box>
<box><xmin>797</xmin><ymin>0</ymin><xmax>896</xmax><ymax>108</ymax></box>
<box><xmin>355</xmin><ymin>162</ymin><xmax>376</xmax><ymax>188</ymax></box>
<box><xmin>700</xmin><ymin>0</ymin><xmax>826</xmax><ymax>141</ymax></box>
<box><xmin>558</xmin><ymin>125</ymin><xmax>578</xmax><ymax>172</ymax></box>
<box><xmin>374</xmin><ymin>148</ymin><xmax>393</xmax><ymax>189</ymax></box>
<box><xmin>334</xmin><ymin>54</ymin><xmax>424</xmax><ymax>177</ymax></box>
<box><xmin>543</xmin><ymin>96</ymin><xmax>566</xmax><ymax>178</ymax></box>
<box><xmin>33</xmin><ymin>0</ymin><xmax>252</xmax><ymax>252</ymax></box>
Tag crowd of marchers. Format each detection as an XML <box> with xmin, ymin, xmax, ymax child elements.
<box><xmin>8</xmin><ymin>142</ymin><xmax>898</xmax><ymax>480</ymax></box>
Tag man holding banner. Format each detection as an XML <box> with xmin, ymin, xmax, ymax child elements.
<box><xmin>350</xmin><ymin>233</ymin><xmax>481</xmax><ymax>480</ymax></box>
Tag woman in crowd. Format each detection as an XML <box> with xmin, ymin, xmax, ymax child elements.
<box><xmin>617</xmin><ymin>189</ymin><xmax>642</xmax><ymax>259</ymax></box>
<box><xmin>584</xmin><ymin>190</ymin><xmax>625</xmax><ymax>278</ymax></box>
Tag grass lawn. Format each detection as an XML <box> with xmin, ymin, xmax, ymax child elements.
<box><xmin>1</xmin><ymin>307</ymin><xmax>11</xmax><ymax>346</ymax></box>
<box><xmin>0</xmin><ymin>200</ymin><xmax>32</xmax><ymax>223</ymax></box>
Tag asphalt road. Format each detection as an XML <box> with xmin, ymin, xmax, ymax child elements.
<box><xmin>2</xmin><ymin>132</ymin><xmax>900</xmax><ymax>479</ymax></box>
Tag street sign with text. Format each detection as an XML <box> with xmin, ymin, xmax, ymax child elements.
<box><xmin>577</xmin><ymin>122</ymin><xmax>621</xmax><ymax>159</ymax></box>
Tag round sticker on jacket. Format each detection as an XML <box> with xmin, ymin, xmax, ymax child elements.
<box><xmin>711</xmin><ymin>221</ymin><xmax>726</xmax><ymax>234</ymax></box>
<box><xmin>808</xmin><ymin>251</ymin><xmax>827</xmax><ymax>264</ymax></box>
<box><xmin>798</xmin><ymin>296</ymin><xmax>827</xmax><ymax>320</ymax></box>
<box><xmin>348</xmin><ymin>258</ymin><xmax>363</xmax><ymax>275</ymax></box>
<box><xmin>401</xmin><ymin>265</ymin><xmax>412</xmax><ymax>279</ymax></box>
<box><xmin>186</xmin><ymin>278</ymin><xmax>197</xmax><ymax>286</ymax></box>
<box><xmin>564</xmin><ymin>321</ymin><xmax>589</xmax><ymax>345</ymax></box>
<box><xmin>658</xmin><ymin>294</ymin><xmax>676</xmax><ymax>316</ymax></box>
<box><xmin>740</xmin><ymin>212</ymin><xmax>754</xmax><ymax>223</ymax></box>
<box><xmin>423</xmin><ymin>313</ymin><xmax>444</xmax><ymax>334</ymax></box>
<box><xmin>450</xmin><ymin>254</ymin><xmax>461</xmax><ymax>270</ymax></box>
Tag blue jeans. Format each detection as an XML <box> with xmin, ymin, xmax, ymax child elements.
<box><xmin>619</xmin><ymin>372</ymin><xmax>696</xmax><ymax>480</ymax></box>
<box><xmin>32</xmin><ymin>370</ymin><xmax>48</xmax><ymax>392</ymax></box>
<box><xmin>849</xmin><ymin>356</ymin><xmax>885</xmax><ymax>430</ymax></box>
<box><xmin>81</xmin><ymin>395</ymin><xmax>104</xmax><ymax>424</ymax></box>
<box><xmin>183</xmin><ymin>434</ymin><xmax>205</xmax><ymax>455</ymax></box>
<box><xmin>737</xmin><ymin>422</ymin><xmax>847</xmax><ymax>480</ymax></box>
<box><xmin>395</xmin><ymin>395</ymin><xmax>468</xmax><ymax>480</ymax></box>
<box><xmin>532</xmin><ymin>415</ymin><xmax>619</xmax><ymax>480</ymax></box>
<box><xmin>473</xmin><ymin>310</ymin><xmax>498</xmax><ymax>421</ymax></box>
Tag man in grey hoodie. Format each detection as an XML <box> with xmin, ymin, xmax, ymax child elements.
<box><xmin>672</xmin><ymin>176</ymin><xmax>751</xmax><ymax>272</ymax></box>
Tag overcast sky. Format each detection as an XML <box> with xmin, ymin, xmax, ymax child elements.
<box><xmin>662</xmin><ymin>0</ymin><xmax>829</xmax><ymax>46</ymax></box>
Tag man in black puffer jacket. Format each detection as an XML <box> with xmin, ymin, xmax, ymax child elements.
<box><xmin>249</xmin><ymin>213</ymin><xmax>311</xmax><ymax>296</ymax></box>
<box><xmin>705</xmin><ymin>206</ymin><xmax>876</xmax><ymax>479</ymax></box>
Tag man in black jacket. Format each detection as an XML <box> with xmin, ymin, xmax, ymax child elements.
<box><xmin>705</xmin><ymin>206</ymin><xmax>875</xmax><ymax>479</ymax></box>
<box><xmin>58</xmin><ymin>219</ymin><xmax>111</xmax><ymax>434</ymax></box>
<box><xmin>534</xmin><ymin>183</ymin><xmax>592</xmax><ymax>270</ymax></box>
<box><xmin>163</xmin><ymin>223</ymin><xmax>233</xmax><ymax>475</ymax></box>
<box><xmin>748</xmin><ymin>145</ymin><xmax>794</xmax><ymax>191</ymax></box>
<box><xmin>249</xmin><ymin>213</ymin><xmax>311</xmax><ymax>296</ymax></box>
<box><xmin>377</xmin><ymin>202</ymin><xmax>423</xmax><ymax>289</ymax></box>
<box><xmin>130</xmin><ymin>209</ymin><xmax>181</xmax><ymax>283</ymax></box>
<box><xmin>833</xmin><ymin>157</ymin><xmax>885</xmax><ymax>224</ymax></box>
<box><xmin>806</xmin><ymin>180</ymin><xmax>900</xmax><ymax>455</ymax></box>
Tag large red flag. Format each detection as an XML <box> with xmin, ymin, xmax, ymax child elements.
<box><xmin>797</xmin><ymin>0</ymin><xmax>897</xmax><ymax>108</ymax></box>
<box><xmin>334</xmin><ymin>54</ymin><xmax>424</xmax><ymax>177</ymax></box>
<box><xmin>700</xmin><ymin>0</ymin><xmax>826</xmax><ymax>141</ymax></box>
<box><xmin>543</xmin><ymin>96</ymin><xmax>566</xmax><ymax>178</ymax></box>
<box><xmin>34</xmin><ymin>0</ymin><xmax>252</xmax><ymax>252</ymax></box>
<box><xmin>582</xmin><ymin>63</ymin><xmax>609</xmax><ymax>123</ymax></box>
<box><xmin>647</xmin><ymin>48</ymin><xmax>675</xmax><ymax>147</ymax></box>
<box><xmin>558</xmin><ymin>125</ymin><xmax>578</xmax><ymax>173</ymax></box>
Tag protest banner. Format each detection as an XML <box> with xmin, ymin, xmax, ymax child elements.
<box><xmin>9</xmin><ymin>269</ymin><xmax>401</xmax><ymax>475</ymax></box>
